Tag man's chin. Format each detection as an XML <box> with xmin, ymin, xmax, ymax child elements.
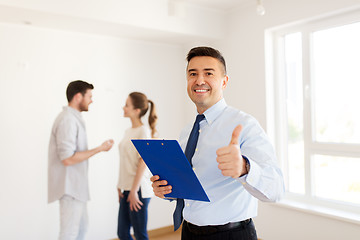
<box><xmin>193</xmin><ymin>101</ymin><xmax>209</xmax><ymax>109</ymax></box>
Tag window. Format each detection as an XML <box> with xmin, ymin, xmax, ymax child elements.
<box><xmin>268</xmin><ymin>10</ymin><xmax>360</xmax><ymax>218</ymax></box>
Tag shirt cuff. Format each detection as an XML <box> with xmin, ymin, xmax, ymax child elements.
<box><xmin>238</xmin><ymin>155</ymin><xmax>261</xmax><ymax>187</ymax></box>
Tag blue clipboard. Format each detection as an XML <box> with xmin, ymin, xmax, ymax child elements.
<box><xmin>131</xmin><ymin>139</ymin><xmax>210</xmax><ymax>202</ymax></box>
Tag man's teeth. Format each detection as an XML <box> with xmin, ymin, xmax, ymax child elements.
<box><xmin>195</xmin><ymin>89</ymin><xmax>207</xmax><ymax>92</ymax></box>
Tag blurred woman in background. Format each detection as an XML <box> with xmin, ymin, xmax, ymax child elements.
<box><xmin>117</xmin><ymin>92</ymin><xmax>158</xmax><ymax>240</ymax></box>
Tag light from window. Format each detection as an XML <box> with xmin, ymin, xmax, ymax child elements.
<box><xmin>273</xmin><ymin>14</ymin><xmax>360</xmax><ymax>210</ymax></box>
<box><xmin>284</xmin><ymin>32</ymin><xmax>305</xmax><ymax>195</ymax></box>
<box><xmin>312</xmin><ymin>22</ymin><xmax>360</xmax><ymax>144</ymax></box>
<box><xmin>313</xmin><ymin>155</ymin><xmax>360</xmax><ymax>205</ymax></box>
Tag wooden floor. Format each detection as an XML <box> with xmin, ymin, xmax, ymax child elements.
<box><xmin>115</xmin><ymin>226</ymin><xmax>261</xmax><ymax>240</ymax></box>
<box><xmin>112</xmin><ymin>226</ymin><xmax>181</xmax><ymax>240</ymax></box>
<box><xmin>150</xmin><ymin>230</ymin><xmax>181</xmax><ymax>240</ymax></box>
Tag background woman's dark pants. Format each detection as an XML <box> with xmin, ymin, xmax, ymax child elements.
<box><xmin>117</xmin><ymin>190</ymin><xmax>150</xmax><ymax>240</ymax></box>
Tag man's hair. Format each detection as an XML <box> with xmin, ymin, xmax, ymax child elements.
<box><xmin>186</xmin><ymin>46</ymin><xmax>227</xmax><ymax>74</ymax></box>
<box><xmin>66</xmin><ymin>80</ymin><xmax>94</xmax><ymax>102</ymax></box>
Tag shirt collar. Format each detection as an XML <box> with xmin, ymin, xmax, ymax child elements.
<box><xmin>64</xmin><ymin>106</ymin><xmax>83</xmax><ymax>119</ymax></box>
<box><xmin>202</xmin><ymin>98</ymin><xmax>227</xmax><ymax>125</ymax></box>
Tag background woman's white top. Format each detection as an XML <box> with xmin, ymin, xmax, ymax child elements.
<box><xmin>117</xmin><ymin>125</ymin><xmax>154</xmax><ymax>198</ymax></box>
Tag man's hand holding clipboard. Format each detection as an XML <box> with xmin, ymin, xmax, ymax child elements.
<box><xmin>131</xmin><ymin>139</ymin><xmax>210</xmax><ymax>202</ymax></box>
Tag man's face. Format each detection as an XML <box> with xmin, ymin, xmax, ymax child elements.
<box><xmin>79</xmin><ymin>89</ymin><xmax>93</xmax><ymax>112</ymax></box>
<box><xmin>187</xmin><ymin>56</ymin><xmax>228</xmax><ymax>114</ymax></box>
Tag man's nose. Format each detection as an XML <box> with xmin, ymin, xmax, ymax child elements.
<box><xmin>195</xmin><ymin>74</ymin><xmax>205</xmax><ymax>85</ymax></box>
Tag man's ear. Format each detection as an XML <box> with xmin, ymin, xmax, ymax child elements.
<box><xmin>72</xmin><ymin>92</ymin><xmax>83</xmax><ymax>103</ymax></box>
<box><xmin>222</xmin><ymin>75</ymin><xmax>229</xmax><ymax>89</ymax></box>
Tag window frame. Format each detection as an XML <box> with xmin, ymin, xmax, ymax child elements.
<box><xmin>266</xmin><ymin>8</ymin><xmax>360</xmax><ymax>222</ymax></box>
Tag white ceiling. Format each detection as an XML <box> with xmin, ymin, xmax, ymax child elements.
<box><xmin>184</xmin><ymin>0</ymin><xmax>250</xmax><ymax>11</ymax></box>
<box><xmin>0</xmin><ymin>0</ymin><xmax>253</xmax><ymax>44</ymax></box>
<box><xmin>0</xmin><ymin>0</ymin><xmax>252</xmax><ymax>12</ymax></box>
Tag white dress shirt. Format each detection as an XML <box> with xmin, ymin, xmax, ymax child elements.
<box><xmin>180</xmin><ymin>99</ymin><xmax>284</xmax><ymax>226</ymax></box>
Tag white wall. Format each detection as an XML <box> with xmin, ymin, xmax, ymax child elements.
<box><xmin>218</xmin><ymin>0</ymin><xmax>360</xmax><ymax>239</ymax></box>
<box><xmin>256</xmin><ymin>202</ymin><xmax>360</xmax><ymax>240</ymax></box>
<box><xmin>0</xmin><ymin>22</ymin><xmax>187</xmax><ymax>239</ymax></box>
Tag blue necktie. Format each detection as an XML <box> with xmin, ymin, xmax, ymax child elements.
<box><xmin>173</xmin><ymin>114</ymin><xmax>205</xmax><ymax>231</ymax></box>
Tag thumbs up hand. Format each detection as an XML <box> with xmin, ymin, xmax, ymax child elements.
<box><xmin>216</xmin><ymin>125</ymin><xmax>248</xmax><ymax>178</ymax></box>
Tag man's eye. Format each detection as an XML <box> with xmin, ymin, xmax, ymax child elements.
<box><xmin>189</xmin><ymin>73</ymin><xmax>197</xmax><ymax>76</ymax></box>
<box><xmin>206</xmin><ymin>72</ymin><xmax>213</xmax><ymax>76</ymax></box>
